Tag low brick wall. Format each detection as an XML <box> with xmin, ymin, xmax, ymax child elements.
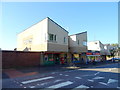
<box><xmin>2</xmin><ymin>50</ymin><xmax>41</xmax><ymax>69</ymax></box>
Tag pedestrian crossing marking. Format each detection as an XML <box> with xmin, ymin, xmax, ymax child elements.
<box><xmin>94</xmin><ymin>72</ymin><xmax>100</xmax><ymax>75</ymax></box>
<box><xmin>93</xmin><ymin>76</ymin><xmax>104</xmax><ymax>80</ymax></box>
<box><xmin>47</xmin><ymin>81</ymin><xmax>73</xmax><ymax>88</ymax></box>
<box><xmin>107</xmin><ymin>79</ymin><xmax>118</xmax><ymax>84</ymax></box>
<box><xmin>88</xmin><ymin>79</ymin><xmax>94</xmax><ymax>82</ymax></box>
<box><xmin>54</xmin><ymin>80</ymin><xmax>62</xmax><ymax>83</ymax></box>
<box><xmin>65</xmin><ymin>75</ymin><xmax>69</xmax><ymax>76</ymax></box>
<box><xmin>75</xmin><ymin>77</ymin><xmax>82</xmax><ymax>79</ymax></box>
<box><xmin>75</xmin><ymin>85</ymin><xmax>89</xmax><ymax>88</ymax></box>
<box><xmin>21</xmin><ymin>76</ymin><xmax>54</xmax><ymax>84</ymax></box>
<box><xmin>99</xmin><ymin>82</ymin><xmax>107</xmax><ymax>86</ymax></box>
<box><xmin>29</xmin><ymin>86</ymin><xmax>35</xmax><ymax>88</ymax></box>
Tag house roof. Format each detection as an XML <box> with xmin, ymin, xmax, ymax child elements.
<box><xmin>18</xmin><ymin>17</ymin><xmax>69</xmax><ymax>35</ymax></box>
<box><xmin>69</xmin><ymin>31</ymin><xmax>87</xmax><ymax>36</ymax></box>
<box><xmin>47</xmin><ymin>17</ymin><xmax>69</xmax><ymax>33</ymax></box>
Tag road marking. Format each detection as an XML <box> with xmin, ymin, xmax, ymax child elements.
<box><xmin>21</xmin><ymin>76</ymin><xmax>54</xmax><ymax>84</ymax></box>
<box><xmin>88</xmin><ymin>79</ymin><xmax>94</xmax><ymax>82</ymax></box>
<box><xmin>65</xmin><ymin>75</ymin><xmax>69</xmax><ymax>76</ymax></box>
<box><xmin>93</xmin><ymin>76</ymin><xmax>104</xmax><ymax>80</ymax></box>
<box><xmin>54</xmin><ymin>80</ymin><xmax>62</xmax><ymax>83</ymax></box>
<box><xmin>117</xmin><ymin>87</ymin><xmax>120</xmax><ymax>89</ymax></box>
<box><xmin>59</xmin><ymin>74</ymin><xmax>63</xmax><ymax>75</ymax></box>
<box><xmin>99</xmin><ymin>82</ymin><xmax>107</xmax><ymax>86</ymax></box>
<box><xmin>107</xmin><ymin>79</ymin><xmax>118</xmax><ymax>84</ymax></box>
<box><xmin>75</xmin><ymin>85</ymin><xmax>89</xmax><ymax>88</ymax></box>
<box><xmin>94</xmin><ymin>72</ymin><xmax>100</xmax><ymax>75</ymax></box>
<box><xmin>75</xmin><ymin>77</ymin><xmax>82</xmax><ymax>79</ymax></box>
<box><xmin>47</xmin><ymin>81</ymin><xmax>73</xmax><ymax>88</ymax></box>
<box><xmin>29</xmin><ymin>86</ymin><xmax>35</xmax><ymax>88</ymax></box>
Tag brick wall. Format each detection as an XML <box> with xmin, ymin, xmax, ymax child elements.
<box><xmin>2</xmin><ymin>51</ymin><xmax>42</xmax><ymax>69</ymax></box>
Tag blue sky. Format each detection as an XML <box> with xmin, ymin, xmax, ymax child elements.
<box><xmin>1</xmin><ymin>2</ymin><xmax>118</xmax><ymax>50</ymax></box>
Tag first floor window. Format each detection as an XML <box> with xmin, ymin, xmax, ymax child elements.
<box><xmin>64</xmin><ymin>37</ymin><xmax>66</xmax><ymax>43</ymax></box>
<box><xmin>48</xmin><ymin>33</ymin><xmax>57</xmax><ymax>42</ymax></box>
<box><xmin>83</xmin><ymin>41</ymin><xmax>87</xmax><ymax>46</ymax></box>
<box><xmin>49</xmin><ymin>34</ymin><xmax>54</xmax><ymax>41</ymax></box>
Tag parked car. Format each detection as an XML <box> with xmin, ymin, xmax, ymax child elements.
<box><xmin>109</xmin><ymin>58</ymin><xmax>120</xmax><ymax>62</ymax></box>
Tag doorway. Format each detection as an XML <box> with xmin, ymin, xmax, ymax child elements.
<box><xmin>54</xmin><ymin>54</ymin><xmax>60</xmax><ymax>64</ymax></box>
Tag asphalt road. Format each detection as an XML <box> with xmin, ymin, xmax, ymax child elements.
<box><xmin>2</xmin><ymin>63</ymin><xmax>120</xmax><ymax>89</ymax></box>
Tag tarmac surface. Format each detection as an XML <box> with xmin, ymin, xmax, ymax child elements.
<box><xmin>2</xmin><ymin>60</ymin><xmax>120</xmax><ymax>89</ymax></box>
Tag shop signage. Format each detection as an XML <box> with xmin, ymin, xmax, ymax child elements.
<box><xmin>86</xmin><ymin>52</ymin><xmax>100</xmax><ymax>55</ymax></box>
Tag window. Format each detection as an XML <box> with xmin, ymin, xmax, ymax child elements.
<box><xmin>64</xmin><ymin>37</ymin><xmax>66</xmax><ymax>43</ymax></box>
<box><xmin>78</xmin><ymin>40</ymin><xmax>79</xmax><ymax>45</ymax></box>
<box><xmin>83</xmin><ymin>41</ymin><xmax>87</xmax><ymax>46</ymax></box>
<box><xmin>23</xmin><ymin>38</ymin><xmax>32</xmax><ymax>44</ymax></box>
<box><xmin>49</xmin><ymin>34</ymin><xmax>54</xmax><ymax>41</ymax></box>
<box><xmin>48</xmin><ymin>33</ymin><xmax>57</xmax><ymax>42</ymax></box>
<box><xmin>54</xmin><ymin>35</ymin><xmax>56</xmax><ymax>41</ymax></box>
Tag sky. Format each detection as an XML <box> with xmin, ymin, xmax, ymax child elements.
<box><xmin>0</xmin><ymin>2</ymin><xmax>118</xmax><ymax>50</ymax></box>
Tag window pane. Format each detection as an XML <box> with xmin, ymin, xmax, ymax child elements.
<box><xmin>64</xmin><ymin>37</ymin><xmax>66</xmax><ymax>43</ymax></box>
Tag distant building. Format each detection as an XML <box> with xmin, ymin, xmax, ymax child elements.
<box><xmin>87</xmin><ymin>41</ymin><xmax>110</xmax><ymax>62</ymax></box>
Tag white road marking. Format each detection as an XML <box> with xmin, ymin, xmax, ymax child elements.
<box><xmin>75</xmin><ymin>77</ymin><xmax>82</xmax><ymax>79</ymax></box>
<box><xmin>93</xmin><ymin>76</ymin><xmax>104</xmax><ymax>80</ymax></box>
<box><xmin>24</xmin><ymin>87</ymin><xmax>26</xmax><ymax>88</ymax></box>
<box><xmin>91</xmin><ymin>86</ymin><xmax>93</xmax><ymax>88</ymax></box>
<box><xmin>65</xmin><ymin>75</ymin><xmax>69</xmax><ymax>76</ymax></box>
<box><xmin>75</xmin><ymin>85</ymin><xmax>89</xmax><ymax>88</ymax></box>
<box><xmin>59</xmin><ymin>74</ymin><xmax>63</xmax><ymax>75</ymax></box>
<box><xmin>94</xmin><ymin>72</ymin><xmax>100</xmax><ymax>75</ymax></box>
<box><xmin>54</xmin><ymin>80</ymin><xmax>62</xmax><ymax>83</ymax></box>
<box><xmin>99</xmin><ymin>82</ymin><xmax>107</xmax><ymax>86</ymax></box>
<box><xmin>107</xmin><ymin>79</ymin><xmax>118</xmax><ymax>84</ymax></box>
<box><xmin>47</xmin><ymin>81</ymin><xmax>73</xmax><ymax>88</ymax></box>
<box><xmin>29</xmin><ymin>86</ymin><xmax>35</xmax><ymax>88</ymax></box>
<box><xmin>117</xmin><ymin>87</ymin><xmax>120</xmax><ymax>89</ymax></box>
<box><xmin>21</xmin><ymin>76</ymin><xmax>54</xmax><ymax>84</ymax></box>
<box><xmin>88</xmin><ymin>79</ymin><xmax>94</xmax><ymax>82</ymax></box>
<box><xmin>109</xmin><ymin>69</ymin><xmax>112</xmax><ymax>71</ymax></box>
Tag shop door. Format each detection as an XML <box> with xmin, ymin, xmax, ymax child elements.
<box><xmin>54</xmin><ymin>54</ymin><xmax>60</xmax><ymax>64</ymax></box>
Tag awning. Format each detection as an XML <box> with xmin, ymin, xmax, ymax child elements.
<box><xmin>87</xmin><ymin>55</ymin><xmax>100</xmax><ymax>56</ymax></box>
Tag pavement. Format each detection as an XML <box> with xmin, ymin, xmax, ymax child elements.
<box><xmin>2</xmin><ymin>60</ymin><xmax>118</xmax><ymax>79</ymax></box>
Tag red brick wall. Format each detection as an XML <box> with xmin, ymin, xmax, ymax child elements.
<box><xmin>2</xmin><ymin>51</ymin><xmax>41</xmax><ymax>69</ymax></box>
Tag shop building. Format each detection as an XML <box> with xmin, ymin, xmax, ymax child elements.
<box><xmin>68</xmin><ymin>31</ymin><xmax>87</xmax><ymax>64</ymax></box>
<box><xmin>87</xmin><ymin>41</ymin><xmax>110</xmax><ymax>62</ymax></box>
<box><xmin>17</xmin><ymin>17</ymin><xmax>68</xmax><ymax>65</ymax></box>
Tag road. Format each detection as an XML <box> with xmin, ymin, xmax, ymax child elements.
<box><xmin>2</xmin><ymin>63</ymin><xmax>120</xmax><ymax>89</ymax></box>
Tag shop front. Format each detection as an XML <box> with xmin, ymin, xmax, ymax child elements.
<box><xmin>72</xmin><ymin>53</ymin><xmax>81</xmax><ymax>64</ymax></box>
<box><xmin>86</xmin><ymin>52</ymin><xmax>101</xmax><ymax>63</ymax></box>
<box><xmin>43</xmin><ymin>52</ymin><xmax>67</xmax><ymax>65</ymax></box>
